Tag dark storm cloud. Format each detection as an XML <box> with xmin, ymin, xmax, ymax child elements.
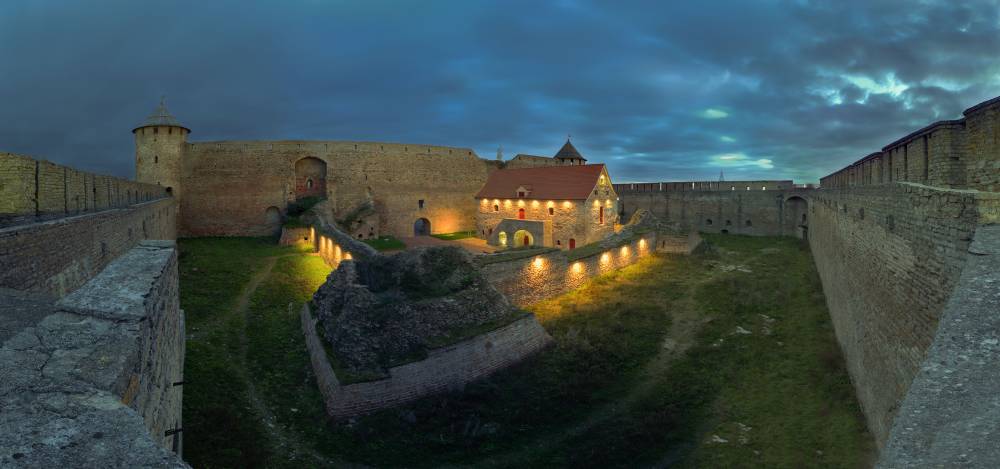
<box><xmin>1</xmin><ymin>0</ymin><xmax>997</xmax><ymax>182</ymax></box>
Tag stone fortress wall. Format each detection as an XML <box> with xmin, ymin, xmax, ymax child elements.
<box><xmin>0</xmin><ymin>153</ymin><xmax>186</xmax><ymax>467</ymax></box>
<box><xmin>169</xmin><ymin>141</ymin><xmax>500</xmax><ymax>238</ymax></box>
<box><xmin>1</xmin><ymin>152</ymin><xmax>168</xmax><ymax>227</ymax></box>
<box><xmin>614</xmin><ymin>95</ymin><xmax>1000</xmax><ymax>465</ymax></box>
<box><xmin>615</xmin><ymin>181</ymin><xmax>810</xmax><ymax>238</ymax></box>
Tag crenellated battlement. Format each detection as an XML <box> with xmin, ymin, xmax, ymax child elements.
<box><xmin>821</xmin><ymin>95</ymin><xmax>1000</xmax><ymax>192</ymax></box>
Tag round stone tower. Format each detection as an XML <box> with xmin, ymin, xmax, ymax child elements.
<box><xmin>134</xmin><ymin>97</ymin><xmax>190</xmax><ymax>199</ymax></box>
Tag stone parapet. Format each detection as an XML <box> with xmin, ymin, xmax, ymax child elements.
<box><xmin>0</xmin><ymin>241</ymin><xmax>187</xmax><ymax>468</ymax></box>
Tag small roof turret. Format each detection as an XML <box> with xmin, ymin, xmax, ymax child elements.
<box><xmin>554</xmin><ymin>138</ymin><xmax>586</xmax><ymax>163</ymax></box>
<box><xmin>132</xmin><ymin>97</ymin><xmax>190</xmax><ymax>133</ymax></box>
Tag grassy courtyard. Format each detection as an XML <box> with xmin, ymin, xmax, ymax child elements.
<box><xmin>179</xmin><ymin>234</ymin><xmax>872</xmax><ymax>468</ymax></box>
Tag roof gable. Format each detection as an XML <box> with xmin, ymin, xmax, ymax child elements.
<box><xmin>475</xmin><ymin>164</ymin><xmax>608</xmax><ymax>200</ymax></box>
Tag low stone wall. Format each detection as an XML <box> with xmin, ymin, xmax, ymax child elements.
<box><xmin>808</xmin><ymin>182</ymin><xmax>999</xmax><ymax>447</ymax></box>
<box><xmin>481</xmin><ymin>232</ymin><xmax>662</xmax><ymax>307</ymax></box>
<box><xmin>302</xmin><ymin>305</ymin><xmax>551</xmax><ymax>419</ymax></box>
<box><xmin>278</xmin><ymin>226</ymin><xmax>313</xmax><ymax>246</ymax></box>
<box><xmin>0</xmin><ymin>241</ymin><xmax>187</xmax><ymax>468</ymax></box>
<box><xmin>0</xmin><ymin>197</ymin><xmax>177</xmax><ymax>297</ymax></box>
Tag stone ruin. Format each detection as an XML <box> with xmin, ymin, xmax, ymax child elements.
<box><xmin>310</xmin><ymin>245</ymin><xmax>522</xmax><ymax>378</ymax></box>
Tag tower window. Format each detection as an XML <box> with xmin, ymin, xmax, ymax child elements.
<box><xmin>153</xmin><ymin>127</ymin><xmax>158</xmax><ymax>134</ymax></box>
<box><xmin>154</xmin><ymin>155</ymin><xmax>158</xmax><ymax>163</ymax></box>
<box><xmin>418</xmin><ymin>199</ymin><xmax>424</xmax><ymax>209</ymax></box>
<box><xmin>307</xmin><ymin>179</ymin><xmax>313</xmax><ymax>188</ymax></box>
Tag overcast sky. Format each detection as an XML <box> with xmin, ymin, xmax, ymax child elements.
<box><xmin>1</xmin><ymin>0</ymin><xmax>998</xmax><ymax>183</ymax></box>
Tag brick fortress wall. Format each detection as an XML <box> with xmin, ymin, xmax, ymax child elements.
<box><xmin>615</xmin><ymin>182</ymin><xmax>810</xmax><ymax>238</ymax></box>
<box><xmin>178</xmin><ymin>141</ymin><xmax>498</xmax><ymax>238</ymax></box>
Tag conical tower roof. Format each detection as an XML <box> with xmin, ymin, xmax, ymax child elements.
<box><xmin>132</xmin><ymin>97</ymin><xmax>190</xmax><ymax>133</ymax></box>
<box><xmin>554</xmin><ymin>139</ymin><xmax>586</xmax><ymax>162</ymax></box>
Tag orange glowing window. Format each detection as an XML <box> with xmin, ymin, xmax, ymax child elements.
<box><xmin>569</xmin><ymin>238</ymin><xmax>576</xmax><ymax>249</ymax></box>
<box><xmin>599</xmin><ymin>206</ymin><xmax>604</xmax><ymax>225</ymax></box>
<box><xmin>518</xmin><ymin>208</ymin><xmax>525</xmax><ymax>219</ymax></box>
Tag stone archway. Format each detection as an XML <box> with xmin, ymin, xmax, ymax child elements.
<box><xmin>514</xmin><ymin>229</ymin><xmax>534</xmax><ymax>247</ymax></box>
<box><xmin>414</xmin><ymin>218</ymin><xmax>431</xmax><ymax>236</ymax></box>
<box><xmin>294</xmin><ymin>157</ymin><xmax>327</xmax><ymax>200</ymax></box>
<box><xmin>264</xmin><ymin>206</ymin><xmax>281</xmax><ymax>235</ymax></box>
<box><xmin>785</xmin><ymin>196</ymin><xmax>808</xmax><ymax>239</ymax></box>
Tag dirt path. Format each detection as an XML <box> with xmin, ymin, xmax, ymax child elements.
<box><xmin>479</xmin><ymin>271</ymin><xmax>716</xmax><ymax>467</ymax></box>
<box><xmin>232</xmin><ymin>256</ymin><xmax>350</xmax><ymax>468</ymax></box>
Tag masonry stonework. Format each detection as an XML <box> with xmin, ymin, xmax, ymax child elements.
<box><xmin>0</xmin><ymin>196</ymin><xmax>177</xmax><ymax>297</ymax></box>
<box><xmin>0</xmin><ymin>242</ymin><xmax>187</xmax><ymax>468</ymax></box>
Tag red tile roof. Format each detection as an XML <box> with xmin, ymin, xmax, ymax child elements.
<box><xmin>475</xmin><ymin>164</ymin><xmax>607</xmax><ymax>200</ymax></box>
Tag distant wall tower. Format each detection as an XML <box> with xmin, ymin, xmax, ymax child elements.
<box><xmin>134</xmin><ymin>97</ymin><xmax>189</xmax><ymax>199</ymax></box>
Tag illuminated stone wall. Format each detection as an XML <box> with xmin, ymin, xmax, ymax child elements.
<box><xmin>175</xmin><ymin>141</ymin><xmax>497</xmax><ymax>238</ymax></box>
<box><xmin>481</xmin><ymin>233</ymin><xmax>659</xmax><ymax>307</ymax></box>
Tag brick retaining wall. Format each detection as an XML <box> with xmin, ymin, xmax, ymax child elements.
<box><xmin>301</xmin><ymin>305</ymin><xmax>551</xmax><ymax>419</ymax></box>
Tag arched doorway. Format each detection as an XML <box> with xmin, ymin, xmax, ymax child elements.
<box><xmin>785</xmin><ymin>196</ymin><xmax>808</xmax><ymax>239</ymax></box>
<box><xmin>294</xmin><ymin>157</ymin><xmax>327</xmax><ymax>200</ymax></box>
<box><xmin>264</xmin><ymin>206</ymin><xmax>281</xmax><ymax>235</ymax></box>
<box><xmin>513</xmin><ymin>229</ymin><xmax>533</xmax><ymax>247</ymax></box>
<box><xmin>414</xmin><ymin>218</ymin><xmax>431</xmax><ymax>236</ymax></box>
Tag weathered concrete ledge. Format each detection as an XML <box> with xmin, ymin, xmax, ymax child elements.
<box><xmin>302</xmin><ymin>304</ymin><xmax>552</xmax><ymax>419</ymax></box>
<box><xmin>879</xmin><ymin>225</ymin><xmax>1000</xmax><ymax>468</ymax></box>
<box><xmin>0</xmin><ymin>241</ymin><xmax>187</xmax><ymax>468</ymax></box>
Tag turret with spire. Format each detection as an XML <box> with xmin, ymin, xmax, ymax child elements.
<box><xmin>554</xmin><ymin>136</ymin><xmax>587</xmax><ymax>165</ymax></box>
<box><xmin>133</xmin><ymin>97</ymin><xmax>190</xmax><ymax>199</ymax></box>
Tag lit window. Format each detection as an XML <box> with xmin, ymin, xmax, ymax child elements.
<box><xmin>518</xmin><ymin>208</ymin><xmax>525</xmax><ymax>219</ymax></box>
